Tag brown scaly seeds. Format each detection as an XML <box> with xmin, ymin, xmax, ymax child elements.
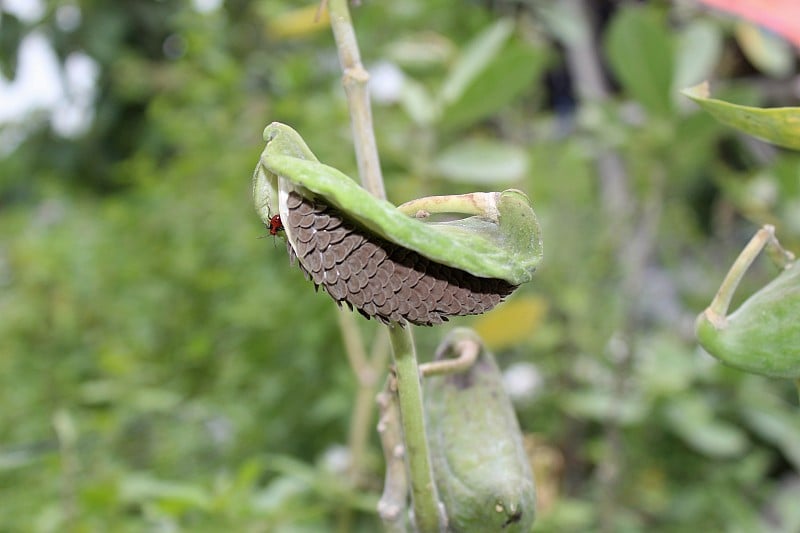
<box><xmin>285</xmin><ymin>191</ymin><xmax>517</xmax><ymax>326</ymax></box>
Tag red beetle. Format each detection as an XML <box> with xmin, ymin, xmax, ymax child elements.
<box><xmin>268</xmin><ymin>214</ymin><xmax>284</xmax><ymax>236</ymax></box>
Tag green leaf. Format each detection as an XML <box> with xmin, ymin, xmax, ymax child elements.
<box><xmin>683</xmin><ymin>82</ymin><xmax>800</xmax><ymax>150</ymax></box>
<box><xmin>255</xmin><ymin>123</ymin><xmax>543</xmax><ymax>285</ymax></box>
<box><xmin>664</xmin><ymin>396</ymin><xmax>748</xmax><ymax>458</ymax></box>
<box><xmin>742</xmin><ymin>405</ymin><xmax>800</xmax><ymax>471</ymax></box>
<box><xmin>400</xmin><ymin>77</ymin><xmax>439</xmax><ymax>126</ymax></box>
<box><xmin>439</xmin><ymin>18</ymin><xmax>515</xmax><ymax>106</ymax></box>
<box><xmin>433</xmin><ymin>138</ymin><xmax>529</xmax><ymax>184</ymax></box>
<box><xmin>120</xmin><ymin>475</ymin><xmax>212</xmax><ymax>510</ymax></box>
<box><xmin>0</xmin><ymin>11</ymin><xmax>24</xmax><ymax>80</ymax></box>
<box><xmin>440</xmin><ymin>41</ymin><xmax>548</xmax><ymax>130</ymax></box>
<box><xmin>672</xmin><ymin>21</ymin><xmax>723</xmax><ymax>100</ymax></box>
<box><xmin>605</xmin><ymin>5</ymin><xmax>675</xmax><ymax>115</ymax></box>
<box><xmin>562</xmin><ymin>389</ymin><xmax>647</xmax><ymax>424</ymax></box>
<box><xmin>735</xmin><ymin>22</ymin><xmax>794</xmax><ymax>79</ymax></box>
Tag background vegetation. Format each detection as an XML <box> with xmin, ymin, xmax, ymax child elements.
<box><xmin>2</xmin><ymin>0</ymin><xmax>800</xmax><ymax>531</ymax></box>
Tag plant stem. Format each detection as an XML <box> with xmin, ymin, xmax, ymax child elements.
<box><xmin>328</xmin><ymin>0</ymin><xmax>386</xmax><ymax>200</ymax></box>
<box><xmin>388</xmin><ymin>324</ymin><xmax>442</xmax><ymax>532</ymax></box>
<box><xmin>377</xmin><ymin>378</ymin><xmax>409</xmax><ymax>533</ymax></box>
<box><xmin>706</xmin><ymin>225</ymin><xmax>774</xmax><ymax>323</ymax></box>
<box><xmin>336</xmin><ymin>310</ymin><xmax>387</xmax><ymax>487</ymax></box>
<box><xmin>326</xmin><ymin>2</ymin><xmax>440</xmax><ymax>530</ymax></box>
<box><xmin>420</xmin><ymin>335</ymin><xmax>480</xmax><ymax>378</ymax></box>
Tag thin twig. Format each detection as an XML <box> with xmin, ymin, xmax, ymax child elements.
<box><xmin>337</xmin><ymin>309</ymin><xmax>371</xmax><ymax>382</ymax></box>
<box><xmin>377</xmin><ymin>377</ymin><xmax>410</xmax><ymax>533</ymax></box>
<box><xmin>327</xmin><ymin>0</ymin><xmax>386</xmax><ymax>199</ymax></box>
<box><xmin>344</xmin><ymin>321</ymin><xmax>390</xmax><ymax>486</ymax></box>
<box><xmin>336</xmin><ymin>309</ymin><xmax>389</xmax><ymax>532</ymax></box>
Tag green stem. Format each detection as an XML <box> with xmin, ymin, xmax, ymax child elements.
<box><xmin>706</xmin><ymin>225</ymin><xmax>774</xmax><ymax>322</ymax></box>
<box><xmin>326</xmin><ymin>1</ymin><xmax>441</xmax><ymax>529</ymax></box>
<box><xmin>388</xmin><ymin>324</ymin><xmax>442</xmax><ymax>532</ymax></box>
<box><xmin>396</xmin><ymin>192</ymin><xmax>497</xmax><ymax>219</ymax></box>
<box><xmin>420</xmin><ymin>330</ymin><xmax>481</xmax><ymax>378</ymax></box>
<box><xmin>327</xmin><ymin>0</ymin><xmax>386</xmax><ymax>200</ymax></box>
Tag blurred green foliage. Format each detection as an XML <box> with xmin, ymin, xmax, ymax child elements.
<box><xmin>1</xmin><ymin>0</ymin><xmax>800</xmax><ymax>531</ymax></box>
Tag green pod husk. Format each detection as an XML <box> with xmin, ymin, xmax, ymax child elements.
<box><xmin>696</xmin><ymin>260</ymin><xmax>800</xmax><ymax>379</ymax></box>
<box><xmin>424</xmin><ymin>331</ymin><xmax>536</xmax><ymax>531</ymax></box>
<box><xmin>253</xmin><ymin>122</ymin><xmax>542</xmax><ymax>285</ymax></box>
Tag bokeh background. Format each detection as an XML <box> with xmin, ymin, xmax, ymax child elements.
<box><xmin>2</xmin><ymin>0</ymin><xmax>800</xmax><ymax>531</ymax></box>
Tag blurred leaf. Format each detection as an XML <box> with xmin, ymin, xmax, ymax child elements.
<box><xmin>385</xmin><ymin>32</ymin><xmax>455</xmax><ymax>69</ymax></box>
<box><xmin>532</xmin><ymin>498</ymin><xmax>596</xmax><ymax>532</ymax></box>
<box><xmin>665</xmin><ymin>395</ymin><xmax>748</xmax><ymax>458</ymax></box>
<box><xmin>562</xmin><ymin>389</ymin><xmax>647</xmax><ymax>425</ymax></box>
<box><xmin>670</xmin><ymin>110</ymin><xmax>723</xmax><ymax>181</ymax></box>
<box><xmin>0</xmin><ymin>11</ymin><xmax>23</xmax><ymax>79</ymax></box>
<box><xmin>683</xmin><ymin>82</ymin><xmax>800</xmax><ymax>149</ymax></box>
<box><xmin>52</xmin><ymin>409</ymin><xmax>78</xmax><ymax>448</ymax></box>
<box><xmin>401</xmin><ymin>77</ymin><xmax>439</xmax><ymax>126</ymax></box>
<box><xmin>433</xmin><ymin>138</ymin><xmax>529</xmax><ymax>184</ymax></box>
<box><xmin>251</xmin><ymin>475</ymin><xmax>310</xmax><ymax>514</ymax></box>
<box><xmin>735</xmin><ymin>22</ymin><xmax>795</xmax><ymax>78</ymax></box>
<box><xmin>636</xmin><ymin>336</ymin><xmax>698</xmax><ymax>397</ymax></box>
<box><xmin>673</xmin><ymin>20</ymin><xmax>723</xmax><ymax>99</ymax></box>
<box><xmin>131</xmin><ymin>387</ymin><xmax>183</xmax><ymax>412</ymax></box>
<box><xmin>760</xmin><ymin>479</ymin><xmax>800</xmax><ymax>533</ymax></box>
<box><xmin>605</xmin><ymin>5</ymin><xmax>675</xmax><ymax>115</ymax></box>
<box><xmin>440</xmin><ymin>40</ymin><xmax>547</xmax><ymax>129</ymax></box>
<box><xmin>0</xmin><ymin>448</ymin><xmax>47</xmax><ymax>470</ymax></box>
<box><xmin>120</xmin><ymin>474</ymin><xmax>212</xmax><ymax>510</ymax></box>
<box><xmin>264</xmin><ymin>455</ymin><xmax>379</xmax><ymax>513</ymax></box>
<box><xmin>267</xmin><ymin>5</ymin><xmax>330</xmax><ymax>40</ymax></box>
<box><xmin>472</xmin><ymin>295</ymin><xmax>547</xmax><ymax>351</ymax></box>
<box><xmin>532</xmin><ymin>2</ymin><xmax>584</xmax><ymax>45</ymax></box>
<box><xmin>741</xmin><ymin>405</ymin><xmax>800</xmax><ymax>471</ymax></box>
<box><xmin>439</xmin><ymin>18</ymin><xmax>514</xmax><ymax>106</ymax></box>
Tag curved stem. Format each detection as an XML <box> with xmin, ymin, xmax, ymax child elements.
<box><xmin>706</xmin><ymin>225</ymin><xmax>774</xmax><ymax>323</ymax></box>
<box><xmin>420</xmin><ymin>336</ymin><xmax>481</xmax><ymax>378</ymax></box>
<box><xmin>396</xmin><ymin>192</ymin><xmax>497</xmax><ymax>219</ymax></box>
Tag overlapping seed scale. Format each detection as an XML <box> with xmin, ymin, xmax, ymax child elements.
<box><xmin>285</xmin><ymin>191</ymin><xmax>516</xmax><ymax>326</ymax></box>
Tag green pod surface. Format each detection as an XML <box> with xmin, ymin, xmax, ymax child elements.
<box><xmin>424</xmin><ymin>344</ymin><xmax>536</xmax><ymax>531</ymax></box>
<box><xmin>696</xmin><ymin>260</ymin><xmax>800</xmax><ymax>379</ymax></box>
<box><xmin>254</xmin><ymin>122</ymin><xmax>542</xmax><ymax>286</ymax></box>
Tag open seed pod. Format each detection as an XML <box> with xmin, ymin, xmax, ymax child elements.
<box><xmin>695</xmin><ymin>226</ymin><xmax>800</xmax><ymax>379</ymax></box>
<box><xmin>253</xmin><ymin>122</ymin><xmax>542</xmax><ymax>326</ymax></box>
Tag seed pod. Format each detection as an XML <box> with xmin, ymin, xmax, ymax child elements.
<box><xmin>696</xmin><ymin>259</ymin><xmax>800</xmax><ymax>379</ymax></box>
<box><xmin>283</xmin><ymin>191</ymin><xmax>516</xmax><ymax>326</ymax></box>
<box><xmin>424</xmin><ymin>330</ymin><xmax>536</xmax><ymax>531</ymax></box>
<box><xmin>253</xmin><ymin>123</ymin><xmax>543</xmax><ymax>326</ymax></box>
